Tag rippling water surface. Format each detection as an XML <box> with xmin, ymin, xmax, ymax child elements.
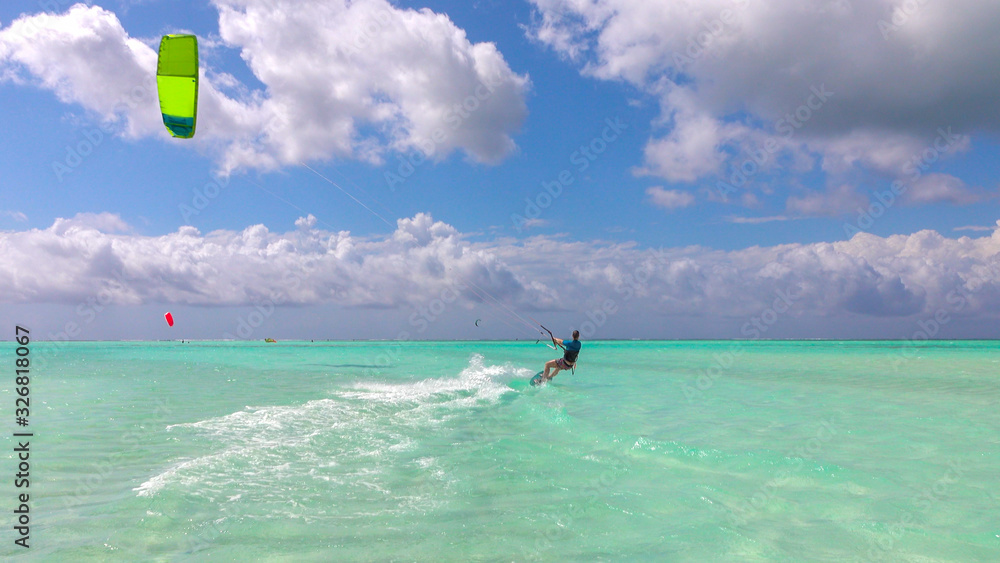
<box><xmin>4</xmin><ymin>340</ymin><xmax>998</xmax><ymax>561</ymax></box>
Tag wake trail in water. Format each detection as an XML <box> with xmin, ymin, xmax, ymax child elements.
<box><xmin>137</xmin><ymin>355</ymin><xmax>530</xmax><ymax>503</ymax></box>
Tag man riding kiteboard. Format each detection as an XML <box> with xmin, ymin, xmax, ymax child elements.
<box><xmin>536</xmin><ymin>328</ymin><xmax>581</xmax><ymax>383</ymax></box>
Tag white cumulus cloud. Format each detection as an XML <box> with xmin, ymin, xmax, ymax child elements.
<box><xmin>4</xmin><ymin>212</ymin><xmax>1000</xmax><ymax>325</ymax></box>
<box><xmin>0</xmin><ymin>1</ymin><xmax>530</xmax><ymax>173</ymax></box>
<box><xmin>526</xmin><ymin>0</ymin><xmax>1000</xmax><ymax>212</ymax></box>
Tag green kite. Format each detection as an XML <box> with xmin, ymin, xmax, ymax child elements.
<box><xmin>156</xmin><ymin>34</ymin><xmax>199</xmax><ymax>139</ymax></box>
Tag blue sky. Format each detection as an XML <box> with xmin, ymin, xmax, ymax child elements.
<box><xmin>2</xmin><ymin>0</ymin><xmax>999</xmax><ymax>340</ymax></box>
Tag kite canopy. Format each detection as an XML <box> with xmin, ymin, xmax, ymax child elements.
<box><xmin>156</xmin><ymin>34</ymin><xmax>199</xmax><ymax>138</ymax></box>
<box><xmin>164</xmin><ymin>312</ymin><xmax>174</xmax><ymax>327</ymax></box>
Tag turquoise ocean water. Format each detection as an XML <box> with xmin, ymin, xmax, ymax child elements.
<box><xmin>2</xmin><ymin>340</ymin><xmax>999</xmax><ymax>561</ymax></box>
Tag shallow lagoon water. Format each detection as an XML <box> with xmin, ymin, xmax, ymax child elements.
<box><xmin>4</xmin><ymin>340</ymin><xmax>998</xmax><ymax>561</ymax></box>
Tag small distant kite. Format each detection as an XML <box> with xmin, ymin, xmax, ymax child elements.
<box><xmin>475</xmin><ymin>319</ymin><xmax>482</xmax><ymax>327</ymax></box>
<box><xmin>164</xmin><ymin>312</ymin><xmax>174</xmax><ymax>327</ymax></box>
<box><xmin>156</xmin><ymin>34</ymin><xmax>199</xmax><ymax>138</ymax></box>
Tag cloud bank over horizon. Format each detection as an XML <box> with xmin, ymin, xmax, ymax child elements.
<box><xmin>4</xmin><ymin>212</ymin><xmax>1000</xmax><ymax>332</ymax></box>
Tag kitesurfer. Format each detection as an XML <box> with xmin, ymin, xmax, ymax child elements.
<box><xmin>540</xmin><ymin>330</ymin><xmax>581</xmax><ymax>382</ymax></box>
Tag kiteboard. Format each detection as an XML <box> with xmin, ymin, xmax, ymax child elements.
<box><xmin>529</xmin><ymin>371</ymin><xmax>545</xmax><ymax>386</ymax></box>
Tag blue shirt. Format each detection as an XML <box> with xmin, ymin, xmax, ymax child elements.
<box><xmin>563</xmin><ymin>339</ymin><xmax>581</xmax><ymax>362</ymax></box>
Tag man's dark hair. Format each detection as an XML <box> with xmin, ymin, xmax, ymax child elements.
<box><xmin>572</xmin><ymin>330</ymin><xmax>580</xmax><ymax>339</ymax></box>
